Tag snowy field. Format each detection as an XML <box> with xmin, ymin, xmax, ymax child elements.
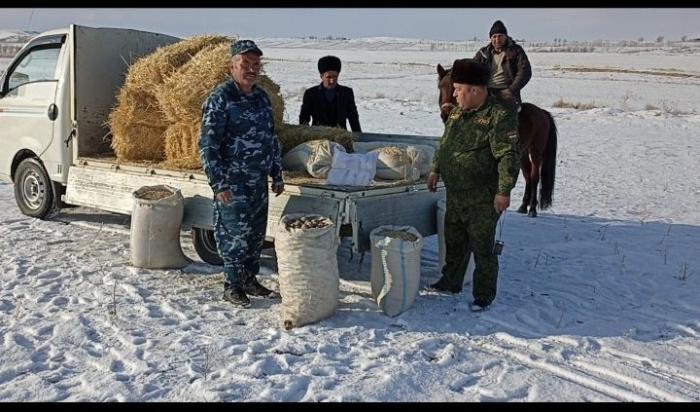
<box><xmin>1</xmin><ymin>41</ymin><xmax>699</xmax><ymax>402</ymax></box>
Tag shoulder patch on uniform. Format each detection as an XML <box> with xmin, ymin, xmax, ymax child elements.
<box><xmin>506</xmin><ymin>130</ymin><xmax>519</xmax><ymax>141</ymax></box>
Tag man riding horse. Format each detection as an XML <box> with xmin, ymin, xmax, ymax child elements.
<box><xmin>474</xmin><ymin>20</ymin><xmax>531</xmax><ymax>114</ymax></box>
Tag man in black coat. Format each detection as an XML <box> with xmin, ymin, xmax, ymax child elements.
<box><xmin>474</xmin><ymin>20</ymin><xmax>532</xmax><ymax>113</ymax></box>
<box><xmin>299</xmin><ymin>55</ymin><xmax>362</xmax><ymax>132</ymax></box>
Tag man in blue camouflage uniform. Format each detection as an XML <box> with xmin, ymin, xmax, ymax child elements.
<box><xmin>427</xmin><ymin>59</ymin><xmax>520</xmax><ymax>312</ymax></box>
<box><xmin>199</xmin><ymin>40</ymin><xmax>285</xmax><ymax>308</ymax></box>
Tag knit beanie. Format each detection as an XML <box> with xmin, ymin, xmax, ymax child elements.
<box><xmin>489</xmin><ymin>20</ymin><xmax>508</xmax><ymax>37</ymax></box>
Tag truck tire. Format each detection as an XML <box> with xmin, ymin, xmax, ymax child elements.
<box><xmin>192</xmin><ymin>227</ymin><xmax>223</xmax><ymax>266</ymax></box>
<box><xmin>13</xmin><ymin>158</ymin><xmax>56</xmax><ymax>219</ymax></box>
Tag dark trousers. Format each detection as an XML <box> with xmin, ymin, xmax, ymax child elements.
<box><xmin>213</xmin><ymin>190</ymin><xmax>268</xmax><ymax>288</ymax></box>
<box><xmin>442</xmin><ymin>200</ymin><xmax>500</xmax><ymax>305</ymax></box>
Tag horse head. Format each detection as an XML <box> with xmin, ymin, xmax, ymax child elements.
<box><xmin>437</xmin><ymin>64</ymin><xmax>456</xmax><ymax>123</ymax></box>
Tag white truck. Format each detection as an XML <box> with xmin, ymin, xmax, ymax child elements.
<box><xmin>0</xmin><ymin>24</ymin><xmax>445</xmax><ymax>265</ymax></box>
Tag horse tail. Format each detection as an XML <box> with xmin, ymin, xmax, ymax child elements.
<box><xmin>539</xmin><ymin>110</ymin><xmax>557</xmax><ymax>209</ymax></box>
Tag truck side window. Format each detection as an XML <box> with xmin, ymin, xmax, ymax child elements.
<box><xmin>7</xmin><ymin>46</ymin><xmax>61</xmax><ymax>91</ymax></box>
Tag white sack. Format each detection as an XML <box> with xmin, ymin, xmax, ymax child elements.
<box><xmin>276</xmin><ymin>214</ymin><xmax>340</xmax><ymax>329</ymax></box>
<box><xmin>282</xmin><ymin>139</ymin><xmax>346</xmax><ymax>178</ymax></box>
<box><xmin>130</xmin><ymin>185</ymin><xmax>189</xmax><ymax>269</ymax></box>
<box><xmin>352</xmin><ymin>141</ymin><xmax>435</xmax><ymax>176</ymax></box>
<box><xmin>370</xmin><ymin>225</ymin><xmax>423</xmax><ymax>317</ymax></box>
<box><xmin>371</xmin><ymin>146</ymin><xmax>421</xmax><ymax>181</ymax></box>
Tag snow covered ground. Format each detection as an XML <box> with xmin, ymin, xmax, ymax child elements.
<box><xmin>1</xmin><ymin>41</ymin><xmax>699</xmax><ymax>401</ymax></box>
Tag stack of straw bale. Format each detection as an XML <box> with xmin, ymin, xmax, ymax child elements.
<box><xmin>109</xmin><ymin>36</ymin><xmax>358</xmax><ymax>171</ymax></box>
<box><xmin>109</xmin><ymin>35</ymin><xmax>230</xmax><ymax>161</ymax></box>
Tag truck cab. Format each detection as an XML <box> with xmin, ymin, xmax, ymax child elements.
<box><xmin>0</xmin><ymin>25</ymin><xmax>178</xmax><ymax>217</ymax></box>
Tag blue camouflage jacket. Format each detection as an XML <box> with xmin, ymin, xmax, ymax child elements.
<box><xmin>199</xmin><ymin>78</ymin><xmax>283</xmax><ymax>196</ymax></box>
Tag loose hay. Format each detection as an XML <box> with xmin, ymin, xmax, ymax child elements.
<box><xmin>276</xmin><ymin>124</ymin><xmax>354</xmax><ymax>156</ymax></box>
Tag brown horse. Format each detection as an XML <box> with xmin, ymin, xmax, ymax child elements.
<box><xmin>437</xmin><ymin>64</ymin><xmax>557</xmax><ymax>217</ymax></box>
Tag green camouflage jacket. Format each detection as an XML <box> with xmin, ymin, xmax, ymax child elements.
<box><xmin>432</xmin><ymin>96</ymin><xmax>520</xmax><ymax>203</ymax></box>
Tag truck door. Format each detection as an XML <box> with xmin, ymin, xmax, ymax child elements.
<box><xmin>0</xmin><ymin>35</ymin><xmax>64</xmax><ymax>181</ymax></box>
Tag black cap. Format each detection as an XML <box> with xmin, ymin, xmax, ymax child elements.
<box><xmin>231</xmin><ymin>39</ymin><xmax>263</xmax><ymax>57</ymax></box>
<box><xmin>318</xmin><ymin>55</ymin><xmax>341</xmax><ymax>74</ymax></box>
<box><xmin>451</xmin><ymin>59</ymin><xmax>490</xmax><ymax>86</ymax></box>
<box><xmin>489</xmin><ymin>20</ymin><xmax>508</xmax><ymax>37</ymax></box>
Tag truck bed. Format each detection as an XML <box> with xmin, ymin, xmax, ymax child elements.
<box><xmin>67</xmin><ymin>132</ymin><xmax>445</xmax><ymax>252</ymax></box>
<box><xmin>77</xmin><ymin>155</ymin><xmax>431</xmax><ymax>192</ymax></box>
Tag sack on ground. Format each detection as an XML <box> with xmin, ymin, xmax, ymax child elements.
<box><xmin>326</xmin><ymin>150</ymin><xmax>378</xmax><ymax>186</ymax></box>
<box><xmin>353</xmin><ymin>141</ymin><xmax>435</xmax><ymax>177</ymax></box>
<box><xmin>130</xmin><ymin>185</ymin><xmax>189</xmax><ymax>269</ymax></box>
<box><xmin>276</xmin><ymin>214</ymin><xmax>340</xmax><ymax>329</ymax></box>
<box><xmin>370</xmin><ymin>225</ymin><xmax>423</xmax><ymax>317</ymax></box>
<box><xmin>282</xmin><ymin>139</ymin><xmax>346</xmax><ymax>178</ymax></box>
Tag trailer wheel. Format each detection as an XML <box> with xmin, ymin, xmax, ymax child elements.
<box><xmin>192</xmin><ymin>227</ymin><xmax>223</xmax><ymax>266</ymax></box>
<box><xmin>13</xmin><ymin>158</ymin><xmax>56</xmax><ymax>219</ymax></box>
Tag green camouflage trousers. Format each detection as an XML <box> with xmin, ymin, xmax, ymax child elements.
<box><xmin>442</xmin><ymin>197</ymin><xmax>500</xmax><ymax>304</ymax></box>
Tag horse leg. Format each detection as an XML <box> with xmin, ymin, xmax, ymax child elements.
<box><xmin>528</xmin><ymin>158</ymin><xmax>541</xmax><ymax>217</ymax></box>
<box><xmin>518</xmin><ymin>153</ymin><xmax>531</xmax><ymax>214</ymax></box>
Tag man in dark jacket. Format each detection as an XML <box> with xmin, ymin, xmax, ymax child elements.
<box><xmin>474</xmin><ymin>20</ymin><xmax>532</xmax><ymax>113</ymax></box>
<box><xmin>299</xmin><ymin>55</ymin><xmax>362</xmax><ymax>132</ymax></box>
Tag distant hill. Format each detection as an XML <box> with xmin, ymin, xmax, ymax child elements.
<box><xmin>0</xmin><ymin>29</ymin><xmax>37</xmax><ymax>42</ymax></box>
<box><xmin>0</xmin><ymin>30</ymin><xmax>37</xmax><ymax>58</ymax></box>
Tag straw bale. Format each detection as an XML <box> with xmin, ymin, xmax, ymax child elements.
<box><xmin>125</xmin><ymin>35</ymin><xmax>230</xmax><ymax>86</ymax></box>
<box><xmin>276</xmin><ymin>124</ymin><xmax>354</xmax><ymax>156</ymax></box>
<box><xmin>108</xmin><ymin>88</ymin><xmax>169</xmax><ymax>160</ymax></box>
<box><xmin>109</xmin><ymin>35</ymin><xmax>229</xmax><ymax>161</ymax></box>
<box><xmin>163</xmin><ymin>122</ymin><xmax>203</xmax><ymax>170</ymax></box>
<box><xmin>156</xmin><ymin>42</ymin><xmax>284</xmax><ymax>128</ymax></box>
<box><xmin>157</xmin><ymin>42</ymin><xmax>285</xmax><ymax>166</ymax></box>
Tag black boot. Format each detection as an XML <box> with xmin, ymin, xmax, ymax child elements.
<box><xmin>469</xmin><ymin>299</ymin><xmax>490</xmax><ymax>312</ymax></box>
<box><xmin>223</xmin><ymin>284</ymin><xmax>251</xmax><ymax>308</ymax></box>
<box><xmin>244</xmin><ymin>277</ymin><xmax>279</xmax><ymax>298</ymax></box>
<box><xmin>428</xmin><ymin>277</ymin><xmax>462</xmax><ymax>294</ymax></box>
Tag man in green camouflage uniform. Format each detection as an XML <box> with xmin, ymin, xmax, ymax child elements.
<box><xmin>427</xmin><ymin>58</ymin><xmax>520</xmax><ymax>312</ymax></box>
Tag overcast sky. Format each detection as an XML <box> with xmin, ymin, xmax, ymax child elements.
<box><xmin>1</xmin><ymin>8</ymin><xmax>699</xmax><ymax>41</ymax></box>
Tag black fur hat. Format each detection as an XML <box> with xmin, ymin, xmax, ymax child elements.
<box><xmin>489</xmin><ymin>20</ymin><xmax>508</xmax><ymax>37</ymax></box>
<box><xmin>451</xmin><ymin>59</ymin><xmax>490</xmax><ymax>86</ymax></box>
<box><xmin>318</xmin><ymin>55</ymin><xmax>341</xmax><ymax>74</ymax></box>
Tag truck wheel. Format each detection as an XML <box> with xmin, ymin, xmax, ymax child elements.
<box><xmin>192</xmin><ymin>227</ymin><xmax>223</xmax><ymax>266</ymax></box>
<box><xmin>13</xmin><ymin>158</ymin><xmax>56</xmax><ymax>219</ymax></box>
